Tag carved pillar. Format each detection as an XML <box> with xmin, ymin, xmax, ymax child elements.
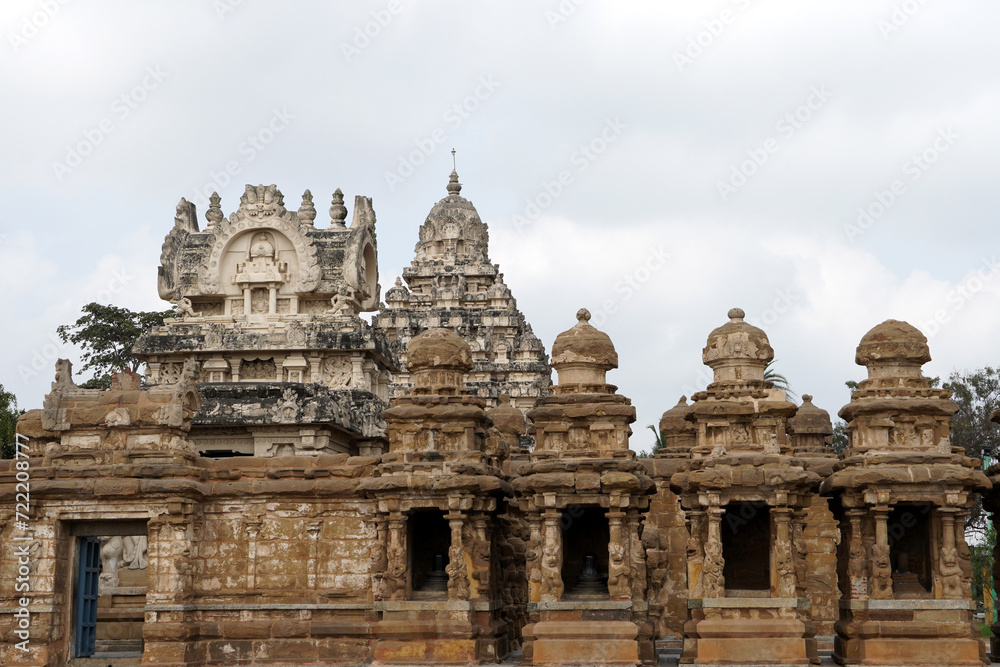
<box><xmin>268</xmin><ymin>286</ymin><xmax>277</xmax><ymax>314</ymax></box>
<box><xmin>447</xmin><ymin>510</ymin><xmax>470</xmax><ymax>600</ymax></box>
<box><xmin>146</xmin><ymin>513</ymin><xmax>193</xmax><ymax>605</ymax></box>
<box><xmin>306</xmin><ymin>520</ymin><xmax>322</xmax><ymax>591</ymax></box>
<box><xmin>244</xmin><ymin>516</ymin><xmax>262</xmax><ymax>590</ymax></box>
<box><xmin>686</xmin><ymin>510</ymin><xmax>706</xmax><ymax>599</ymax></box>
<box><xmin>370</xmin><ymin>517</ymin><xmax>388</xmax><ymax>601</ymax></box>
<box><xmin>231</xmin><ymin>358</ymin><xmax>241</xmax><ymax>383</ymax></box>
<box><xmin>772</xmin><ymin>507</ymin><xmax>797</xmax><ymax>598</ymax></box>
<box><xmin>792</xmin><ymin>508</ymin><xmax>809</xmax><ymax>598</ymax></box>
<box><xmin>870</xmin><ymin>506</ymin><xmax>892</xmax><ymax>599</ymax></box>
<box><xmin>954</xmin><ymin>509</ymin><xmax>973</xmax><ymax>599</ymax></box>
<box><xmin>527</xmin><ymin>515</ymin><xmax>543</xmax><ymax>603</ymax></box>
<box><xmin>846</xmin><ymin>509</ymin><xmax>869</xmax><ymax>599</ymax></box>
<box><xmin>471</xmin><ymin>514</ymin><xmax>491</xmax><ymax>599</ymax></box>
<box><xmin>608</xmin><ymin>507</ymin><xmax>629</xmax><ymax>599</ymax></box>
<box><xmin>627</xmin><ymin>508</ymin><xmax>647</xmax><ymax>601</ymax></box>
<box><xmin>939</xmin><ymin>508</ymin><xmax>963</xmax><ymax>598</ymax></box>
<box><xmin>702</xmin><ymin>507</ymin><xmax>725</xmax><ymax>598</ymax></box>
<box><xmin>243</xmin><ymin>287</ymin><xmax>251</xmax><ymax>316</ymax></box>
<box><xmin>540</xmin><ymin>509</ymin><xmax>563</xmax><ymax>602</ymax></box>
<box><xmin>385</xmin><ymin>514</ymin><xmax>407</xmax><ymax>600</ymax></box>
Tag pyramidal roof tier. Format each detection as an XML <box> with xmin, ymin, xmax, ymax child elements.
<box><xmin>374</xmin><ymin>170</ymin><xmax>551</xmax><ymax>411</ymax></box>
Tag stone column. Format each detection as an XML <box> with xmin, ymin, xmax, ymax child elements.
<box><xmin>540</xmin><ymin>510</ymin><xmax>563</xmax><ymax>602</ymax></box>
<box><xmin>243</xmin><ymin>516</ymin><xmax>262</xmax><ymax>590</ymax></box>
<box><xmin>243</xmin><ymin>287</ymin><xmax>251</xmax><ymax>316</ymax></box>
<box><xmin>144</xmin><ymin>512</ymin><xmax>194</xmax><ymax>667</ymax></box>
<box><xmin>772</xmin><ymin>506</ymin><xmax>796</xmax><ymax>598</ymax></box>
<box><xmin>702</xmin><ymin>507</ymin><xmax>725</xmax><ymax>598</ymax></box>
<box><xmin>627</xmin><ymin>508</ymin><xmax>647</xmax><ymax>601</ymax></box>
<box><xmin>471</xmin><ymin>514</ymin><xmax>491</xmax><ymax>599</ymax></box>
<box><xmin>526</xmin><ymin>515</ymin><xmax>543</xmax><ymax>603</ymax></box>
<box><xmin>608</xmin><ymin>508</ymin><xmax>629</xmax><ymax>599</ymax></box>
<box><xmin>268</xmin><ymin>286</ymin><xmax>277</xmax><ymax>314</ymax></box>
<box><xmin>870</xmin><ymin>506</ymin><xmax>892</xmax><ymax>599</ymax></box>
<box><xmin>447</xmin><ymin>510</ymin><xmax>470</xmax><ymax>600</ymax></box>
<box><xmin>686</xmin><ymin>510</ymin><xmax>706</xmax><ymax>599</ymax></box>
<box><xmin>306</xmin><ymin>520</ymin><xmax>322</xmax><ymax>591</ymax></box>
<box><xmin>386</xmin><ymin>514</ymin><xmax>407</xmax><ymax>600</ymax></box>
<box><xmin>846</xmin><ymin>509</ymin><xmax>869</xmax><ymax>599</ymax></box>
<box><xmin>939</xmin><ymin>508</ymin><xmax>963</xmax><ymax>598</ymax></box>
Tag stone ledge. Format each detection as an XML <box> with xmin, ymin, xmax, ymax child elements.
<box><xmin>838</xmin><ymin>598</ymin><xmax>974</xmax><ymax>610</ymax></box>
<box><xmin>527</xmin><ymin>600</ymin><xmax>646</xmax><ymax>611</ymax></box>
<box><xmin>689</xmin><ymin>597</ymin><xmax>809</xmax><ymax>609</ymax></box>
<box><xmin>375</xmin><ymin>599</ymin><xmax>500</xmax><ymax>611</ymax></box>
<box><xmin>145</xmin><ymin>602</ymin><xmax>372</xmax><ymax>611</ymax></box>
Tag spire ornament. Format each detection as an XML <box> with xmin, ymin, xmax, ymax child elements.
<box><xmin>329</xmin><ymin>188</ymin><xmax>348</xmax><ymax>227</ymax></box>
<box><xmin>205</xmin><ymin>192</ymin><xmax>224</xmax><ymax>229</ymax></box>
<box><xmin>298</xmin><ymin>189</ymin><xmax>317</xmax><ymax>227</ymax></box>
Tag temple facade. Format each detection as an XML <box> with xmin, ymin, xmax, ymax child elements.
<box><xmin>0</xmin><ymin>178</ymin><xmax>993</xmax><ymax>667</ymax></box>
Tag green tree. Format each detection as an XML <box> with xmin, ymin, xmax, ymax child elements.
<box><xmin>56</xmin><ymin>302</ymin><xmax>173</xmax><ymax>389</ymax></box>
<box><xmin>765</xmin><ymin>360</ymin><xmax>796</xmax><ymax>401</ymax></box>
<box><xmin>831</xmin><ymin>420</ymin><xmax>849</xmax><ymax>455</ymax></box>
<box><xmin>944</xmin><ymin>367</ymin><xmax>1000</xmax><ymax>465</ymax></box>
<box><xmin>644</xmin><ymin>424</ymin><xmax>665</xmax><ymax>457</ymax></box>
<box><xmin>1</xmin><ymin>383</ymin><xmax>23</xmax><ymax>459</ymax></box>
<box><xmin>971</xmin><ymin>521</ymin><xmax>996</xmax><ymax>616</ymax></box>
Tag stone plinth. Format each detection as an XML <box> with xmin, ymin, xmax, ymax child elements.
<box><xmin>833</xmin><ymin>600</ymin><xmax>980</xmax><ymax>666</ymax></box>
<box><xmin>524</xmin><ymin>601</ymin><xmax>652</xmax><ymax>667</ymax></box>
<box><xmin>683</xmin><ymin>598</ymin><xmax>815</xmax><ymax>665</ymax></box>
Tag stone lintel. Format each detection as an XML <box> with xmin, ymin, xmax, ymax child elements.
<box><xmin>688</xmin><ymin>597</ymin><xmax>809</xmax><ymax>609</ymax></box>
<box><xmin>145</xmin><ymin>602</ymin><xmax>372</xmax><ymax>612</ymax></box>
<box><xmin>527</xmin><ymin>600</ymin><xmax>645</xmax><ymax>611</ymax></box>
<box><xmin>838</xmin><ymin>598</ymin><xmax>974</xmax><ymax>610</ymax></box>
<box><xmin>375</xmin><ymin>600</ymin><xmax>500</xmax><ymax>612</ymax></box>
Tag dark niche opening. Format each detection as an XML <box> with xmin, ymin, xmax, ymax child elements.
<box><xmin>561</xmin><ymin>506</ymin><xmax>609</xmax><ymax>598</ymax></box>
<box><xmin>889</xmin><ymin>503</ymin><xmax>933</xmax><ymax>597</ymax></box>
<box><xmin>409</xmin><ymin>509</ymin><xmax>450</xmax><ymax>599</ymax></box>
<box><xmin>722</xmin><ymin>501</ymin><xmax>771</xmax><ymax>592</ymax></box>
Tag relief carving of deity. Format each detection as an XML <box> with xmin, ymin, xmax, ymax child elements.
<box><xmin>323</xmin><ymin>356</ymin><xmax>353</xmax><ymax>388</ymax></box>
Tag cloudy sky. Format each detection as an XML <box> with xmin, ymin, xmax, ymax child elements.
<box><xmin>2</xmin><ymin>1</ymin><xmax>998</xmax><ymax>450</ymax></box>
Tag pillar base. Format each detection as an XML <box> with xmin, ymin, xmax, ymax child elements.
<box><xmin>833</xmin><ymin>599</ymin><xmax>982</xmax><ymax>666</ymax></box>
<box><xmin>371</xmin><ymin>600</ymin><xmax>508</xmax><ymax>665</ymax></box>
<box><xmin>523</xmin><ymin>602</ymin><xmax>654</xmax><ymax>666</ymax></box>
<box><xmin>681</xmin><ymin>598</ymin><xmax>816</xmax><ymax>665</ymax></box>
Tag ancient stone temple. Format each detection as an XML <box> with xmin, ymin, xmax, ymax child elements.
<box><xmin>513</xmin><ymin>309</ymin><xmax>656</xmax><ymax>666</ymax></box>
<box><xmin>134</xmin><ymin>184</ymin><xmax>393</xmax><ymax>458</ymax></box>
<box><xmin>821</xmin><ymin>320</ymin><xmax>988</xmax><ymax>666</ymax></box>
<box><xmin>373</xmin><ymin>170</ymin><xmax>551</xmax><ymax>409</ymax></box>
<box><xmin>0</xmin><ymin>176</ymin><xmax>993</xmax><ymax>667</ymax></box>
<box><xmin>669</xmin><ymin>309</ymin><xmax>826</xmax><ymax>665</ymax></box>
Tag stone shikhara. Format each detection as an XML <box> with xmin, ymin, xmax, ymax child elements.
<box><xmin>0</xmin><ymin>174</ymin><xmax>992</xmax><ymax>667</ymax></box>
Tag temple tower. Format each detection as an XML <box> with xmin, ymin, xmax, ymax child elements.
<box><xmin>822</xmin><ymin>320</ymin><xmax>989</xmax><ymax>666</ymax></box>
<box><xmin>134</xmin><ymin>185</ymin><xmax>395</xmax><ymax>457</ymax></box>
<box><xmin>671</xmin><ymin>308</ymin><xmax>821</xmax><ymax>665</ymax></box>
<box><xmin>359</xmin><ymin>328</ymin><xmax>518</xmax><ymax>664</ymax></box>
<box><xmin>515</xmin><ymin>309</ymin><xmax>656</xmax><ymax>666</ymax></box>
<box><xmin>373</xmin><ymin>169</ymin><xmax>551</xmax><ymax>410</ymax></box>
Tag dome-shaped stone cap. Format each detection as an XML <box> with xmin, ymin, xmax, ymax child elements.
<box><xmin>385</xmin><ymin>277</ymin><xmax>409</xmax><ymax>302</ymax></box>
<box><xmin>855</xmin><ymin>319</ymin><xmax>930</xmax><ymax>366</ymax></box>
<box><xmin>487</xmin><ymin>392</ymin><xmax>526</xmax><ymax>435</ymax></box>
<box><xmin>787</xmin><ymin>394</ymin><xmax>833</xmax><ymax>435</ymax></box>
<box><xmin>659</xmin><ymin>396</ymin><xmax>694</xmax><ymax>435</ymax></box>
<box><xmin>517</xmin><ymin>325</ymin><xmax>543</xmax><ymax>351</ymax></box>
<box><xmin>703</xmin><ymin>307</ymin><xmax>774</xmax><ymax>365</ymax></box>
<box><xmin>407</xmin><ymin>328</ymin><xmax>473</xmax><ymax>372</ymax></box>
<box><xmin>551</xmin><ymin>309</ymin><xmax>618</xmax><ymax>370</ymax></box>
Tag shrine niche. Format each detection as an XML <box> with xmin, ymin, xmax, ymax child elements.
<box><xmin>216</xmin><ymin>227</ymin><xmax>298</xmax><ymax>317</ymax></box>
<box><xmin>821</xmin><ymin>320</ymin><xmax>988</xmax><ymax>666</ymax></box>
<box><xmin>515</xmin><ymin>309</ymin><xmax>655</xmax><ymax>667</ymax></box>
<box><xmin>671</xmin><ymin>309</ymin><xmax>822</xmax><ymax>666</ymax></box>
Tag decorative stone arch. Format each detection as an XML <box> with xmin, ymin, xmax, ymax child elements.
<box><xmin>197</xmin><ymin>185</ymin><xmax>320</xmax><ymax>295</ymax></box>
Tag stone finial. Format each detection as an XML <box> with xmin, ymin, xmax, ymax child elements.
<box><xmin>406</xmin><ymin>328</ymin><xmax>473</xmax><ymax>394</ymax></box>
<box><xmin>550</xmin><ymin>307</ymin><xmax>618</xmax><ymax>388</ymax></box>
<box><xmin>787</xmin><ymin>394</ymin><xmax>833</xmax><ymax>436</ymax></box>
<box><xmin>702</xmin><ymin>307</ymin><xmax>774</xmax><ymax>384</ymax></box>
<box><xmin>329</xmin><ymin>188</ymin><xmax>348</xmax><ymax>227</ymax></box>
<box><xmin>446</xmin><ymin>169</ymin><xmax>462</xmax><ymax>196</ymax></box>
<box><xmin>854</xmin><ymin>319</ymin><xmax>931</xmax><ymax>380</ymax></box>
<box><xmin>205</xmin><ymin>192</ymin><xmax>224</xmax><ymax>228</ymax></box>
<box><xmin>298</xmin><ymin>189</ymin><xmax>317</xmax><ymax>227</ymax></box>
